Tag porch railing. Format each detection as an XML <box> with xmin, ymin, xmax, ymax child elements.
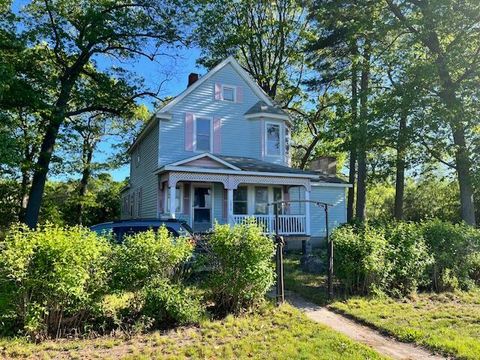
<box><xmin>232</xmin><ymin>215</ymin><xmax>307</xmax><ymax>235</ymax></box>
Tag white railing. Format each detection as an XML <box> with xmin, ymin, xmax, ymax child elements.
<box><xmin>232</xmin><ymin>215</ymin><xmax>307</xmax><ymax>235</ymax></box>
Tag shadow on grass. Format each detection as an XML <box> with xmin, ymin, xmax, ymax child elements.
<box><xmin>283</xmin><ymin>251</ymin><xmax>351</xmax><ymax>306</ymax></box>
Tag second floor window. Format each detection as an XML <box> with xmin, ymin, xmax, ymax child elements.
<box><xmin>195</xmin><ymin>117</ymin><xmax>212</xmax><ymax>152</ymax></box>
<box><xmin>222</xmin><ymin>85</ymin><xmax>235</xmax><ymax>102</ymax></box>
<box><xmin>266</xmin><ymin>123</ymin><xmax>281</xmax><ymax>156</ymax></box>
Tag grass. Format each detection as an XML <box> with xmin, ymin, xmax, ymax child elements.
<box><xmin>331</xmin><ymin>293</ymin><xmax>480</xmax><ymax>360</ymax></box>
<box><xmin>284</xmin><ymin>252</ymin><xmax>480</xmax><ymax>360</ymax></box>
<box><xmin>0</xmin><ymin>304</ymin><xmax>385</xmax><ymax>359</ymax></box>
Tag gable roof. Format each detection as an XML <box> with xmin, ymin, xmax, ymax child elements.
<box><xmin>169</xmin><ymin>153</ymin><xmax>241</xmax><ymax>170</ymax></box>
<box><xmin>155</xmin><ymin>56</ymin><xmax>274</xmax><ymax>115</ymax></box>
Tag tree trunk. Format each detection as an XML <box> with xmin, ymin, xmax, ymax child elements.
<box><xmin>355</xmin><ymin>41</ymin><xmax>370</xmax><ymax>221</ymax></box>
<box><xmin>347</xmin><ymin>42</ymin><xmax>359</xmax><ymax>222</ymax></box>
<box><xmin>77</xmin><ymin>141</ymin><xmax>94</xmax><ymax>225</ymax></box>
<box><xmin>24</xmin><ymin>80</ymin><xmax>75</xmax><ymax>228</ymax></box>
<box><xmin>18</xmin><ymin>169</ymin><xmax>31</xmax><ymax>221</ymax></box>
<box><xmin>394</xmin><ymin>110</ymin><xmax>407</xmax><ymax>220</ymax></box>
<box><xmin>451</xmin><ymin>121</ymin><xmax>476</xmax><ymax>225</ymax></box>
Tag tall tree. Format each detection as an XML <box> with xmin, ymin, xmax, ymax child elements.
<box><xmin>195</xmin><ymin>0</ymin><xmax>309</xmax><ymax>103</ymax></box>
<box><xmin>385</xmin><ymin>0</ymin><xmax>480</xmax><ymax>225</ymax></box>
<box><xmin>16</xmin><ymin>0</ymin><xmax>188</xmax><ymax>227</ymax></box>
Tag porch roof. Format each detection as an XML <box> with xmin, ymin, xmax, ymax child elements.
<box><xmin>154</xmin><ymin>153</ymin><xmax>348</xmax><ymax>185</ymax></box>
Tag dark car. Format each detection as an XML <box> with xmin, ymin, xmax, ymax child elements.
<box><xmin>90</xmin><ymin>219</ymin><xmax>194</xmax><ymax>243</ymax></box>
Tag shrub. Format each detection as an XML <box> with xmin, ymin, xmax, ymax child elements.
<box><xmin>0</xmin><ymin>223</ymin><xmax>112</xmax><ymax>340</ymax></box>
<box><xmin>203</xmin><ymin>221</ymin><xmax>275</xmax><ymax>314</ymax></box>
<box><xmin>141</xmin><ymin>278</ymin><xmax>204</xmax><ymax>327</ymax></box>
<box><xmin>422</xmin><ymin>220</ymin><xmax>480</xmax><ymax>291</ymax></box>
<box><xmin>383</xmin><ymin>222</ymin><xmax>433</xmax><ymax>296</ymax></box>
<box><xmin>332</xmin><ymin>224</ymin><xmax>388</xmax><ymax>295</ymax></box>
<box><xmin>111</xmin><ymin>227</ymin><xmax>194</xmax><ymax>291</ymax></box>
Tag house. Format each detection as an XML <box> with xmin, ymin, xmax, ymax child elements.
<box><xmin>121</xmin><ymin>56</ymin><xmax>350</xmax><ymax>248</ymax></box>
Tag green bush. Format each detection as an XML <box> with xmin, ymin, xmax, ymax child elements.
<box><xmin>332</xmin><ymin>220</ymin><xmax>480</xmax><ymax>296</ymax></box>
<box><xmin>383</xmin><ymin>222</ymin><xmax>433</xmax><ymax>296</ymax></box>
<box><xmin>0</xmin><ymin>223</ymin><xmax>112</xmax><ymax>339</ymax></box>
<box><xmin>203</xmin><ymin>221</ymin><xmax>275</xmax><ymax>314</ymax></box>
<box><xmin>110</xmin><ymin>227</ymin><xmax>194</xmax><ymax>291</ymax></box>
<box><xmin>422</xmin><ymin>220</ymin><xmax>480</xmax><ymax>291</ymax></box>
<box><xmin>141</xmin><ymin>278</ymin><xmax>204</xmax><ymax>327</ymax></box>
<box><xmin>332</xmin><ymin>224</ymin><xmax>388</xmax><ymax>295</ymax></box>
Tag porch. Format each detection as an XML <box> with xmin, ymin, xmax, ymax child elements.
<box><xmin>157</xmin><ymin>180</ymin><xmax>311</xmax><ymax>235</ymax></box>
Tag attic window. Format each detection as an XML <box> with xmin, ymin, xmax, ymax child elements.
<box><xmin>222</xmin><ymin>85</ymin><xmax>235</xmax><ymax>102</ymax></box>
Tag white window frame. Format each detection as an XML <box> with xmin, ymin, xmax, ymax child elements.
<box><xmin>166</xmin><ymin>183</ymin><xmax>184</xmax><ymax>214</ymax></box>
<box><xmin>285</xmin><ymin>125</ymin><xmax>291</xmax><ymax>165</ymax></box>
<box><xmin>193</xmin><ymin>115</ymin><xmax>213</xmax><ymax>152</ymax></box>
<box><xmin>265</xmin><ymin>122</ymin><xmax>282</xmax><ymax>157</ymax></box>
<box><xmin>221</xmin><ymin>84</ymin><xmax>236</xmax><ymax>102</ymax></box>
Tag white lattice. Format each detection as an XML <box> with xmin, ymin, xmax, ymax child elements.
<box><xmin>165</xmin><ymin>171</ymin><xmax>310</xmax><ymax>190</ymax></box>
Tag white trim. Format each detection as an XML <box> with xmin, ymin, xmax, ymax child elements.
<box><xmin>221</xmin><ymin>84</ymin><xmax>237</xmax><ymax>102</ymax></box>
<box><xmin>168</xmin><ymin>153</ymin><xmax>241</xmax><ymax>171</ymax></box>
<box><xmin>155</xmin><ymin>112</ymin><xmax>172</xmax><ymax>121</ymax></box>
<box><xmin>158</xmin><ymin>165</ymin><xmax>319</xmax><ymax>179</ymax></box>
<box><xmin>265</xmin><ymin>122</ymin><xmax>282</xmax><ymax>157</ymax></box>
<box><xmin>193</xmin><ymin>115</ymin><xmax>213</xmax><ymax>153</ymax></box>
<box><xmin>311</xmin><ymin>182</ymin><xmax>352</xmax><ymax>188</ymax></box>
<box><xmin>156</xmin><ymin>56</ymin><xmax>274</xmax><ymax>115</ymax></box>
<box><xmin>245</xmin><ymin>112</ymin><xmax>290</xmax><ymax>121</ymax></box>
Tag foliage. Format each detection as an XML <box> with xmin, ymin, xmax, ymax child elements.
<box><xmin>110</xmin><ymin>227</ymin><xmax>194</xmax><ymax>291</ymax></box>
<box><xmin>203</xmin><ymin>221</ymin><xmax>275</xmax><ymax>314</ymax></box>
<box><xmin>331</xmin><ymin>220</ymin><xmax>477</xmax><ymax>296</ymax></box>
<box><xmin>332</xmin><ymin>224</ymin><xmax>388</xmax><ymax>295</ymax></box>
<box><xmin>422</xmin><ymin>220</ymin><xmax>480</xmax><ymax>291</ymax></box>
<box><xmin>383</xmin><ymin>222</ymin><xmax>433</xmax><ymax>296</ymax></box>
<box><xmin>366</xmin><ymin>179</ymin><xmax>461</xmax><ymax>223</ymax></box>
<box><xmin>141</xmin><ymin>278</ymin><xmax>204</xmax><ymax>327</ymax></box>
<box><xmin>0</xmin><ymin>223</ymin><xmax>112</xmax><ymax>340</ymax></box>
<box><xmin>331</xmin><ymin>291</ymin><xmax>480</xmax><ymax>360</ymax></box>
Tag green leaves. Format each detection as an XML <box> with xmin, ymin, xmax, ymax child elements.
<box><xmin>203</xmin><ymin>220</ymin><xmax>275</xmax><ymax>314</ymax></box>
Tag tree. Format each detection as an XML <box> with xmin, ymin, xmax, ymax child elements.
<box><xmin>195</xmin><ymin>0</ymin><xmax>309</xmax><ymax>104</ymax></box>
<box><xmin>59</xmin><ymin>105</ymin><xmax>149</xmax><ymax>224</ymax></box>
<box><xmin>16</xmin><ymin>0</ymin><xmax>188</xmax><ymax>227</ymax></box>
<box><xmin>385</xmin><ymin>0</ymin><xmax>480</xmax><ymax>225</ymax></box>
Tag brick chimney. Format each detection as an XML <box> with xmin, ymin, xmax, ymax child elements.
<box><xmin>309</xmin><ymin>156</ymin><xmax>337</xmax><ymax>175</ymax></box>
<box><xmin>188</xmin><ymin>73</ymin><xmax>199</xmax><ymax>87</ymax></box>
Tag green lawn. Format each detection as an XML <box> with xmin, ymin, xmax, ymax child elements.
<box><xmin>0</xmin><ymin>304</ymin><xmax>384</xmax><ymax>359</ymax></box>
<box><xmin>284</xmin><ymin>252</ymin><xmax>480</xmax><ymax>360</ymax></box>
<box><xmin>331</xmin><ymin>293</ymin><xmax>480</xmax><ymax>360</ymax></box>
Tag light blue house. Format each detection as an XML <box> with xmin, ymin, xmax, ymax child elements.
<box><xmin>121</xmin><ymin>57</ymin><xmax>350</xmax><ymax>247</ymax></box>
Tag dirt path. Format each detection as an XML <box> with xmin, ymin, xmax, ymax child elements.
<box><xmin>286</xmin><ymin>292</ymin><xmax>447</xmax><ymax>360</ymax></box>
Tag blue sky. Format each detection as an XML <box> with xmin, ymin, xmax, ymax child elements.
<box><xmin>12</xmin><ymin>0</ymin><xmax>206</xmax><ymax>182</ymax></box>
<box><xmin>95</xmin><ymin>48</ymin><xmax>205</xmax><ymax>182</ymax></box>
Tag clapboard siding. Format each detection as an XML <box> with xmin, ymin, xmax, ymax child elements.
<box><xmin>123</xmin><ymin>121</ymin><xmax>159</xmax><ymax>219</ymax></box>
<box><xmin>289</xmin><ymin>185</ymin><xmax>346</xmax><ymax>238</ymax></box>
<box><xmin>159</xmin><ymin>63</ymin><xmax>288</xmax><ymax>167</ymax></box>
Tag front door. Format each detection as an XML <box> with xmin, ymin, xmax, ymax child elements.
<box><xmin>193</xmin><ymin>185</ymin><xmax>212</xmax><ymax>233</ymax></box>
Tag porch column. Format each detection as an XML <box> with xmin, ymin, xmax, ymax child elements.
<box><xmin>169</xmin><ymin>185</ymin><xmax>176</xmax><ymax>219</ymax></box>
<box><xmin>305</xmin><ymin>189</ymin><xmax>311</xmax><ymax>235</ymax></box>
<box><xmin>227</xmin><ymin>188</ymin><xmax>234</xmax><ymax>226</ymax></box>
